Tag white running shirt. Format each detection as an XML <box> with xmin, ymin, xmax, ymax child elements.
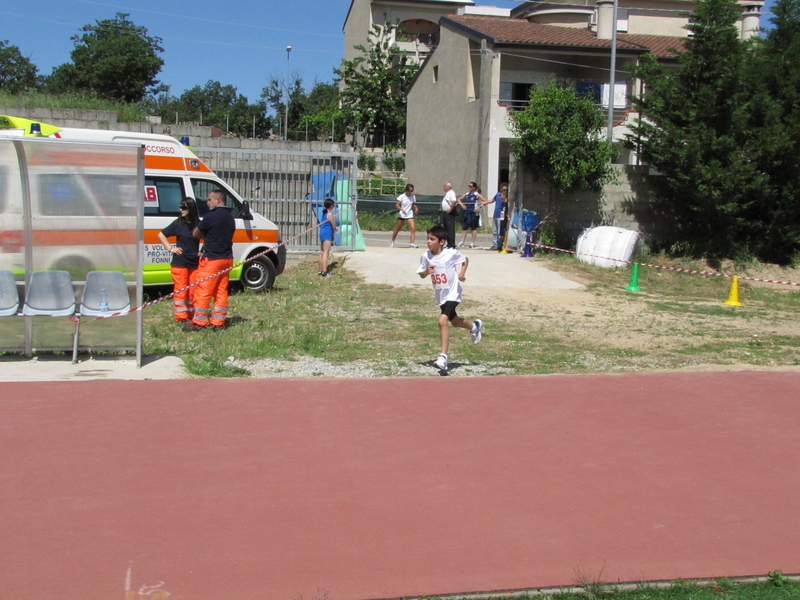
<box><xmin>397</xmin><ymin>192</ymin><xmax>416</xmax><ymax>219</ymax></box>
<box><xmin>417</xmin><ymin>248</ymin><xmax>467</xmax><ymax>306</ymax></box>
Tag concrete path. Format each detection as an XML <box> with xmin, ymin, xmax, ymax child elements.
<box><xmin>342</xmin><ymin>241</ymin><xmax>582</xmax><ymax>293</ymax></box>
<box><xmin>2</xmin><ymin>370</ymin><xmax>799</xmax><ymax>600</ymax></box>
<box><xmin>0</xmin><ymin>354</ymin><xmax>186</xmax><ymax>381</ymax></box>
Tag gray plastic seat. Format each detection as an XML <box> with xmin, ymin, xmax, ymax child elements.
<box><xmin>78</xmin><ymin>271</ymin><xmax>131</xmax><ymax>317</ymax></box>
<box><xmin>72</xmin><ymin>271</ymin><xmax>131</xmax><ymax>362</ymax></box>
<box><xmin>22</xmin><ymin>270</ymin><xmax>75</xmax><ymax>317</ymax></box>
<box><xmin>0</xmin><ymin>270</ymin><xmax>20</xmax><ymax>317</ymax></box>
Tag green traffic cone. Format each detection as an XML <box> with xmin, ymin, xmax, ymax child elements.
<box><xmin>624</xmin><ymin>262</ymin><xmax>642</xmax><ymax>292</ymax></box>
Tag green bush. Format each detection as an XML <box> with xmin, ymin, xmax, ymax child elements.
<box><xmin>538</xmin><ymin>215</ymin><xmax>573</xmax><ymax>251</ymax></box>
<box><xmin>357</xmin><ymin>151</ymin><xmax>377</xmax><ymax>171</ymax></box>
<box><xmin>357</xmin><ymin>211</ymin><xmax>438</xmax><ymax>232</ymax></box>
<box><xmin>382</xmin><ymin>154</ymin><xmax>405</xmax><ymax>171</ymax></box>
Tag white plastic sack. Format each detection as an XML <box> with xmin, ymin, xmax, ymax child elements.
<box><xmin>576</xmin><ymin>226</ymin><xmax>639</xmax><ymax>268</ymax></box>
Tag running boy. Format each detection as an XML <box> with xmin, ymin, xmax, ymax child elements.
<box><xmin>417</xmin><ymin>225</ymin><xmax>483</xmax><ymax>371</ymax></box>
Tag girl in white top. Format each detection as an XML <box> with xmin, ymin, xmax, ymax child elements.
<box><xmin>391</xmin><ymin>183</ymin><xmax>419</xmax><ymax>248</ymax></box>
<box><xmin>417</xmin><ymin>225</ymin><xmax>483</xmax><ymax>371</ymax></box>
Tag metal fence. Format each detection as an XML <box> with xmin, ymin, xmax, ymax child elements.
<box><xmin>194</xmin><ymin>148</ymin><xmax>359</xmax><ymax>251</ymax></box>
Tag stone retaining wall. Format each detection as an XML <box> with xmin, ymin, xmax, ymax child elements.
<box><xmin>1</xmin><ymin>105</ymin><xmax>351</xmax><ymax>153</ymax></box>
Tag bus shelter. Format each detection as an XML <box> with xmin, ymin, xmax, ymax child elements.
<box><xmin>0</xmin><ymin>137</ymin><xmax>144</xmax><ymax>364</ymax></box>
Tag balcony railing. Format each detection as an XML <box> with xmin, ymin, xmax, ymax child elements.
<box><xmin>497</xmin><ymin>99</ymin><xmax>630</xmax><ymax>126</ymax></box>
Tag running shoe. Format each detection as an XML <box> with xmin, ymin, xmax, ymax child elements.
<box><xmin>390</xmin><ymin>240</ymin><xmax>395</xmax><ymax>248</ymax></box>
<box><xmin>409</xmin><ymin>243</ymin><xmax>418</xmax><ymax>248</ymax></box>
<box><xmin>434</xmin><ymin>353</ymin><xmax>448</xmax><ymax>370</ymax></box>
<box><xmin>469</xmin><ymin>243</ymin><xmax>476</xmax><ymax>248</ymax></box>
<box><xmin>457</xmin><ymin>242</ymin><xmax>465</xmax><ymax>247</ymax></box>
<box><xmin>322</xmin><ymin>272</ymin><xmax>335</xmax><ymax>278</ymax></box>
<box><xmin>471</xmin><ymin>319</ymin><xmax>483</xmax><ymax>344</ymax></box>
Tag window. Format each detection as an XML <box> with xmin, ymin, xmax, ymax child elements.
<box><xmin>144</xmin><ymin>176</ymin><xmax>186</xmax><ymax>216</ymax></box>
<box><xmin>84</xmin><ymin>175</ymin><xmax>138</xmax><ymax>217</ymax></box>
<box><xmin>191</xmin><ymin>179</ymin><xmax>247</xmax><ymax>219</ymax></box>
<box><xmin>37</xmin><ymin>174</ymin><xmax>97</xmax><ymax>216</ymax></box>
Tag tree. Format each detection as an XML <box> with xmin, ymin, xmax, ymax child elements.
<box><xmin>261</xmin><ymin>73</ymin><xmax>306</xmax><ymax>139</ymax></box>
<box><xmin>142</xmin><ymin>81</ymin><xmax>272</xmax><ymax>138</ymax></box>
<box><xmin>737</xmin><ymin>0</ymin><xmax>800</xmax><ymax>262</ymax></box>
<box><xmin>297</xmin><ymin>81</ymin><xmax>344</xmax><ymax>141</ymax></box>
<box><xmin>628</xmin><ymin>0</ymin><xmax>760</xmax><ymax>258</ymax></box>
<box><xmin>0</xmin><ymin>41</ymin><xmax>38</xmax><ymax>94</ymax></box>
<box><xmin>509</xmin><ymin>81</ymin><xmax>616</xmax><ymax>194</ymax></box>
<box><xmin>334</xmin><ymin>21</ymin><xmax>417</xmax><ymax>147</ymax></box>
<box><xmin>45</xmin><ymin>13</ymin><xmax>164</xmax><ymax>103</ymax></box>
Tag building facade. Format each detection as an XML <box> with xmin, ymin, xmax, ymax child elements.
<box><xmin>404</xmin><ymin>0</ymin><xmax>763</xmax><ymax>235</ymax></box>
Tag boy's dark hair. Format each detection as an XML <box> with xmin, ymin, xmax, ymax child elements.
<box><xmin>427</xmin><ymin>225</ymin><xmax>447</xmax><ymax>241</ymax></box>
<box><xmin>323</xmin><ymin>199</ymin><xmax>335</xmax><ymax>210</ymax></box>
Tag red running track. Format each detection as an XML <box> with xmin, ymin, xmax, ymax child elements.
<box><xmin>2</xmin><ymin>371</ymin><xmax>800</xmax><ymax>600</ymax></box>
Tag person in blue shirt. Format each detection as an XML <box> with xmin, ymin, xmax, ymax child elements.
<box><xmin>456</xmin><ymin>182</ymin><xmax>487</xmax><ymax>248</ymax></box>
<box><xmin>185</xmin><ymin>189</ymin><xmax>236</xmax><ymax>331</ymax></box>
<box><xmin>319</xmin><ymin>199</ymin><xmax>338</xmax><ymax>277</ymax></box>
<box><xmin>482</xmin><ymin>182</ymin><xmax>509</xmax><ymax>250</ymax></box>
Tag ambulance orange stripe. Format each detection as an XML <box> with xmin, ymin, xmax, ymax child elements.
<box><xmin>144</xmin><ymin>229</ymin><xmax>278</xmax><ymax>244</ymax></box>
<box><xmin>144</xmin><ymin>155</ymin><xmax>186</xmax><ymax>171</ymax></box>
<box><xmin>142</xmin><ymin>155</ymin><xmax>213</xmax><ymax>172</ymax></box>
<box><xmin>27</xmin><ymin>152</ymin><xmax>138</xmax><ymax>168</ymax></box>
<box><xmin>31</xmin><ymin>230</ymin><xmax>137</xmax><ymax>246</ymax></box>
<box><xmin>184</xmin><ymin>157</ymin><xmax>213</xmax><ymax>172</ymax></box>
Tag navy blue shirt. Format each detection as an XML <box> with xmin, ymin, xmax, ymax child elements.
<box><xmin>197</xmin><ymin>206</ymin><xmax>235</xmax><ymax>260</ymax></box>
<box><xmin>162</xmin><ymin>219</ymin><xmax>200</xmax><ymax>268</ymax></box>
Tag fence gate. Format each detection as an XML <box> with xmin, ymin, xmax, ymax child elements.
<box><xmin>195</xmin><ymin>148</ymin><xmax>359</xmax><ymax>251</ymax></box>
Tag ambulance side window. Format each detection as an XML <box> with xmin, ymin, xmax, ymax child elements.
<box><xmin>191</xmin><ymin>179</ymin><xmax>244</xmax><ymax>218</ymax></box>
<box><xmin>144</xmin><ymin>177</ymin><xmax>185</xmax><ymax>216</ymax></box>
<box><xmin>38</xmin><ymin>174</ymin><xmax>97</xmax><ymax>216</ymax></box>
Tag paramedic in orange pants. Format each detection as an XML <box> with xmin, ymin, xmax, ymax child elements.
<box><xmin>157</xmin><ymin>198</ymin><xmax>200</xmax><ymax>322</ymax></box>
<box><xmin>184</xmin><ymin>189</ymin><xmax>236</xmax><ymax>331</ymax></box>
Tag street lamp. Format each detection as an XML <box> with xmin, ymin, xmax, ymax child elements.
<box><xmin>285</xmin><ymin>46</ymin><xmax>292</xmax><ymax>141</ymax></box>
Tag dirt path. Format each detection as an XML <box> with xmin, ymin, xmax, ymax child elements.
<box><xmin>342</xmin><ymin>246</ymin><xmax>800</xmax><ymax>373</ymax></box>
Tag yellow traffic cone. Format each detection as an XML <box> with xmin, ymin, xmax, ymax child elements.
<box><xmin>723</xmin><ymin>276</ymin><xmax>743</xmax><ymax>306</ymax></box>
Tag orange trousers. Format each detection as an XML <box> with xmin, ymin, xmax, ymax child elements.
<box><xmin>171</xmin><ymin>266</ymin><xmax>198</xmax><ymax>322</ymax></box>
<box><xmin>191</xmin><ymin>257</ymin><xmax>233</xmax><ymax>327</ymax></box>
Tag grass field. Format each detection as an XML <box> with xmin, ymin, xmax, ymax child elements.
<box><xmin>480</xmin><ymin>575</ymin><xmax>800</xmax><ymax>600</ymax></box>
<box><xmin>143</xmin><ymin>251</ymin><xmax>800</xmax><ymax>378</ymax></box>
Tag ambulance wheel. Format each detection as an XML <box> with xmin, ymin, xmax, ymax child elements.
<box><xmin>242</xmin><ymin>256</ymin><xmax>276</xmax><ymax>292</ymax></box>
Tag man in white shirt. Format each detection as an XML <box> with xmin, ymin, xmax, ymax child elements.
<box><xmin>440</xmin><ymin>181</ymin><xmax>458</xmax><ymax>249</ymax></box>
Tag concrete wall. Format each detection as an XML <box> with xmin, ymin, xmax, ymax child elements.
<box><xmin>518</xmin><ymin>162</ymin><xmax>667</xmax><ymax>246</ymax></box>
<box><xmin>405</xmin><ymin>25</ymin><xmax>483</xmax><ymax>196</ymax></box>
<box><xmin>1</xmin><ymin>105</ymin><xmax>351</xmax><ymax>153</ymax></box>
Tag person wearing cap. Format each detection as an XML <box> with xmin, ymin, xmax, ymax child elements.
<box><xmin>185</xmin><ymin>189</ymin><xmax>236</xmax><ymax>331</ymax></box>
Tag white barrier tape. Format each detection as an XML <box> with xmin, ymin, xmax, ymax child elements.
<box><xmin>83</xmin><ymin>210</ymin><xmax>339</xmax><ymax>321</ymax></box>
<box><xmin>528</xmin><ymin>241</ymin><xmax>800</xmax><ymax>287</ymax></box>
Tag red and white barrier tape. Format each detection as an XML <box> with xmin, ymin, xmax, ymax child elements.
<box><xmin>526</xmin><ymin>239</ymin><xmax>800</xmax><ymax>287</ymax></box>
<box><xmin>84</xmin><ymin>210</ymin><xmax>337</xmax><ymax>321</ymax></box>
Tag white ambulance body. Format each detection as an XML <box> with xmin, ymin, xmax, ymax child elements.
<box><xmin>0</xmin><ymin>116</ymin><xmax>286</xmax><ymax>291</ymax></box>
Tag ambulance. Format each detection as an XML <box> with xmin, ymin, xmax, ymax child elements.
<box><xmin>0</xmin><ymin>115</ymin><xmax>286</xmax><ymax>292</ymax></box>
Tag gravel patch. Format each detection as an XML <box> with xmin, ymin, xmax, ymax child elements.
<box><xmin>226</xmin><ymin>356</ymin><xmax>516</xmax><ymax>378</ymax></box>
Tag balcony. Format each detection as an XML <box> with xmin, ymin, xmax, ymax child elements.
<box><xmin>497</xmin><ymin>99</ymin><xmax>631</xmax><ymax>127</ymax></box>
<box><xmin>393</xmin><ymin>33</ymin><xmax>439</xmax><ymax>63</ymax></box>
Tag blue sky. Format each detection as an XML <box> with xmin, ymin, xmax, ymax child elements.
<box><xmin>1</xmin><ymin>0</ymin><xmax>778</xmax><ymax>107</ymax></box>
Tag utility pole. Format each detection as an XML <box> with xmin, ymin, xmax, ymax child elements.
<box><xmin>285</xmin><ymin>46</ymin><xmax>292</xmax><ymax>141</ymax></box>
<box><xmin>606</xmin><ymin>0</ymin><xmax>619</xmax><ymax>143</ymax></box>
